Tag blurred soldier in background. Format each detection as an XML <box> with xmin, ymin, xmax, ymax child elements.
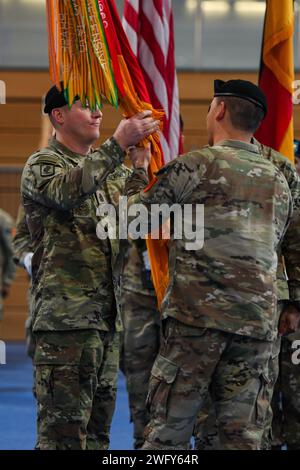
<box><xmin>119</xmin><ymin>115</ymin><xmax>185</xmax><ymax>449</ymax></box>
<box><xmin>269</xmin><ymin>139</ymin><xmax>300</xmax><ymax>450</ymax></box>
<box><xmin>13</xmin><ymin>113</ymin><xmax>52</xmax><ymax>359</ymax></box>
<box><xmin>0</xmin><ymin>208</ymin><xmax>16</xmax><ymax>321</ymax></box>
<box><xmin>120</xmin><ymin>239</ymin><xmax>160</xmax><ymax>449</ymax></box>
<box><xmin>294</xmin><ymin>139</ymin><xmax>300</xmax><ymax>176</ymax></box>
<box><xmin>13</xmin><ymin>204</ymin><xmax>34</xmax><ymax>357</ymax></box>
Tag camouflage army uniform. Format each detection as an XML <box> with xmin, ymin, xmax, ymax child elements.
<box><xmin>21</xmin><ymin>137</ymin><xmax>129</xmax><ymax>450</ymax></box>
<box><xmin>269</xmin><ymin>270</ymin><xmax>300</xmax><ymax>450</ymax></box>
<box><xmin>271</xmin><ymin>329</ymin><xmax>300</xmax><ymax>449</ymax></box>
<box><xmin>13</xmin><ymin>204</ymin><xmax>35</xmax><ymax>358</ymax></box>
<box><xmin>124</xmin><ymin>139</ymin><xmax>292</xmax><ymax>450</ymax></box>
<box><xmin>0</xmin><ymin>208</ymin><xmax>16</xmax><ymax>320</ymax></box>
<box><xmin>262</xmin><ymin>145</ymin><xmax>300</xmax><ymax>451</ymax></box>
<box><xmin>260</xmin><ymin>277</ymin><xmax>288</xmax><ymax>450</ymax></box>
<box><xmin>120</xmin><ymin>239</ymin><xmax>160</xmax><ymax>449</ymax></box>
<box><xmin>194</xmin><ymin>141</ymin><xmax>300</xmax><ymax>450</ymax></box>
<box><xmin>193</xmin><ymin>321</ymin><xmax>283</xmax><ymax>451</ymax></box>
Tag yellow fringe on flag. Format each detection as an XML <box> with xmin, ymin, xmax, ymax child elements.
<box><xmin>46</xmin><ymin>0</ymin><xmax>166</xmax><ymax>307</ymax></box>
<box><xmin>45</xmin><ymin>0</ymin><xmax>164</xmax><ymax>171</ymax></box>
<box><xmin>46</xmin><ymin>0</ymin><xmax>118</xmax><ymax>109</ymax></box>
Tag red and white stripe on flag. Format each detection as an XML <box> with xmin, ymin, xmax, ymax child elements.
<box><xmin>123</xmin><ymin>0</ymin><xmax>182</xmax><ymax>163</ymax></box>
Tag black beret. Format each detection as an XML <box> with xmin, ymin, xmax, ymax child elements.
<box><xmin>214</xmin><ymin>79</ymin><xmax>267</xmax><ymax>116</ymax></box>
<box><xmin>43</xmin><ymin>82</ymin><xmax>69</xmax><ymax>114</ymax></box>
<box><xmin>294</xmin><ymin>139</ymin><xmax>300</xmax><ymax>158</ymax></box>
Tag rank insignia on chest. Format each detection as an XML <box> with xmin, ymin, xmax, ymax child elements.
<box><xmin>40</xmin><ymin>164</ymin><xmax>55</xmax><ymax>177</ymax></box>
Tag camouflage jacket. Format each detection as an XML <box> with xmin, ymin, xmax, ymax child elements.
<box><xmin>0</xmin><ymin>208</ymin><xmax>16</xmax><ymax>289</ymax></box>
<box><xmin>254</xmin><ymin>139</ymin><xmax>300</xmax><ymax>306</ymax></box>
<box><xmin>21</xmin><ymin>137</ymin><xmax>129</xmax><ymax>333</ymax></box>
<box><xmin>13</xmin><ymin>204</ymin><xmax>33</xmax><ymax>266</ymax></box>
<box><xmin>122</xmin><ymin>239</ymin><xmax>156</xmax><ymax>297</ymax></box>
<box><xmin>125</xmin><ymin>140</ymin><xmax>292</xmax><ymax>341</ymax></box>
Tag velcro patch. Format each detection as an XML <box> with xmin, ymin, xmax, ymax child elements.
<box><xmin>40</xmin><ymin>164</ymin><xmax>55</xmax><ymax>177</ymax></box>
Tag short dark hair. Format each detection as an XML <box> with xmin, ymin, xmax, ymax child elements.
<box><xmin>217</xmin><ymin>96</ymin><xmax>265</xmax><ymax>134</ymax></box>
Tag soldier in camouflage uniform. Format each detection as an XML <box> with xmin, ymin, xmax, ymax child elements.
<box><xmin>13</xmin><ymin>115</ymin><xmax>53</xmax><ymax>359</ymax></box>
<box><xmin>13</xmin><ymin>205</ymin><xmax>38</xmax><ymax>408</ymax></box>
<box><xmin>13</xmin><ymin>204</ymin><xmax>35</xmax><ymax>358</ymax></box>
<box><xmin>294</xmin><ymin>139</ymin><xmax>300</xmax><ymax>176</ymax></box>
<box><xmin>119</xmin><ymin>116</ymin><xmax>185</xmax><ymax>450</ymax></box>
<box><xmin>119</xmin><ymin>115</ymin><xmax>186</xmax><ymax>450</ymax></box>
<box><xmin>120</xmin><ymin>239</ymin><xmax>160</xmax><ymax>449</ymax></box>
<box><xmin>20</xmin><ymin>83</ymin><xmax>159</xmax><ymax>450</ymax></box>
<box><xmin>0</xmin><ymin>208</ymin><xmax>16</xmax><ymax>320</ymax></box>
<box><xmin>268</xmin><ymin>139</ymin><xmax>300</xmax><ymax>450</ymax></box>
<box><xmin>124</xmin><ymin>79</ymin><xmax>299</xmax><ymax>450</ymax></box>
<box><xmin>194</xmin><ymin>140</ymin><xmax>300</xmax><ymax>450</ymax></box>
<box><xmin>271</xmin><ymin>330</ymin><xmax>300</xmax><ymax>449</ymax></box>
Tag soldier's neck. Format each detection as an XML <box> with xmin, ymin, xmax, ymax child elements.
<box><xmin>213</xmin><ymin>129</ymin><xmax>252</xmax><ymax>146</ymax></box>
<box><xmin>55</xmin><ymin>134</ymin><xmax>91</xmax><ymax>156</ymax></box>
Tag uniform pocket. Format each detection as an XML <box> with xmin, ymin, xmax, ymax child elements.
<box><xmin>146</xmin><ymin>354</ymin><xmax>178</xmax><ymax>419</ymax></box>
<box><xmin>34</xmin><ymin>334</ymin><xmax>84</xmax><ymax>409</ymax></box>
<box><xmin>35</xmin><ymin>365</ymin><xmax>54</xmax><ymax>406</ymax></box>
<box><xmin>34</xmin><ymin>333</ymin><xmax>84</xmax><ymax>365</ymax></box>
<box><xmin>35</xmin><ymin>364</ymin><xmax>80</xmax><ymax>409</ymax></box>
<box><xmin>51</xmin><ymin>366</ymin><xmax>80</xmax><ymax>408</ymax></box>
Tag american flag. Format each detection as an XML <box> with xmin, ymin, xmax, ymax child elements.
<box><xmin>123</xmin><ymin>0</ymin><xmax>182</xmax><ymax>163</ymax></box>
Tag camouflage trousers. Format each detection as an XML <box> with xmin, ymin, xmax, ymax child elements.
<box><xmin>34</xmin><ymin>329</ymin><xmax>119</xmax><ymax>450</ymax></box>
<box><xmin>142</xmin><ymin>317</ymin><xmax>272</xmax><ymax>450</ymax></box>
<box><xmin>24</xmin><ymin>290</ymin><xmax>37</xmax><ymax>398</ymax></box>
<box><xmin>25</xmin><ymin>288</ymin><xmax>36</xmax><ymax>360</ymax></box>
<box><xmin>271</xmin><ymin>331</ymin><xmax>300</xmax><ymax>449</ymax></box>
<box><xmin>193</xmin><ymin>337</ymin><xmax>281</xmax><ymax>450</ymax></box>
<box><xmin>26</xmin><ymin>315</ymin><xmax>37</xmax><ymax>399</ymax></box>
<box><xmin>25</xmin><ymin>314</ymin><xmax>36</xmax><ymax>360</ymax></box>
<box><xmin>120</xmin><ymin>289</ymin><xmax>160</xmax><ymax>449</ymax></box>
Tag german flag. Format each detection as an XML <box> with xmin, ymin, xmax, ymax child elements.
<box><xmin>255</xmin><ymin>0</ymin><xmax>294</xmax><ymax>162</ymax></box>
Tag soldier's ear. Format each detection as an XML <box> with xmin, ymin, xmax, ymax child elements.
<box><xmin>215</xmin><ymin>100</ymin><xmax>226</xmax><ymax>122</ymax></box>
<box><xmin>51</xmin><ymin>108</ymin><xmax>64</xmax><ymax>126</ymax></box>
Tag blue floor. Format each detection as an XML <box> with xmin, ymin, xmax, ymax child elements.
<box><xmin>0</xmin><ymin>342</ymin><xmax>133</xmax><ymax>450</ymax></box>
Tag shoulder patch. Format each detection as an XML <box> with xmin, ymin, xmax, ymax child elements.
<box><xmin>40</xmin><ymin>164</ymin><xmax>55</xmax><ymax>177</ymax></box>
<box><xmin>107</xmin><ymin>165</ymin><xmax>131</xmax><ymax>181</ymax></box>
<box><xmin>28</xmin><ymin>151</ymin><xmax>65</xmax><ymax>168</ymax></box>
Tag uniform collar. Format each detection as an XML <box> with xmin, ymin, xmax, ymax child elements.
<box><xmin>49</xmin><ymin>137</ymin><xmax>91</xmax><ymax>160</ymax></box>
<box><xmin>214</xmin><ymin>139</ymin><xmax>260</xmax><ymax>155</ymax></box>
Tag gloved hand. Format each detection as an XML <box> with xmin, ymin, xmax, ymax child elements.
<box><xmin>23</xmin><ymin>252</ymin><xmax>34</xmax><ymax>277</ymax></box>
<box><xmin>141</xmin><ymin>250</ymin><xmax>154</xmax><ymax>291</ymax></box>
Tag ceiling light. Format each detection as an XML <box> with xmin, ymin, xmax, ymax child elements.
<box><xmin>201</xmin><ymin>1</ymin><xmax>230</xmax><ymax>15</ymax></box>
<box><xmin>186</xmin><ymin>0</ymin><xmax>198</xmax><ymax>14</ymax></box>
<box><xmin>234</xmin><ymin>1</ymin><xmax>266</xmax><ymax>15</ymax></box>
